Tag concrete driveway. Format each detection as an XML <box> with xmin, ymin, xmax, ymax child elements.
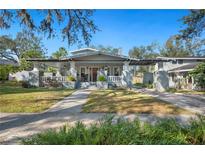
<box><xmin>0</xmin><ymin>88</ymin><xmax>200</xmax><ymax>144</ymax></box>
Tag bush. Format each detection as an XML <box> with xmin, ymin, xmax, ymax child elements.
<box><xmin>134</xmin><ymin>83</ymin><xmax>153</xmax><ymax>89</ymax></box>
<box><xmin>0</xmin><ymin>80</ymin><xmax>22</xmax><ymax>87</ymax></box>
<box><xmin>166</xmin><ymin>88</ymin><xmax>177</xmax><ymax>93</ymax></box>
<box><xmin>67</xmin><ymin>76</ymin><xmax>76</xmax><ymax>82</ymax></box>
<box><xmin>98</xmin><ymin>75</ymin><xmax>107</xmax><ymax>82</ymax></box>
<box><xmin>22</xmin><ymin>115</ymin><xmax>205</xmax><ymax>145</ymax></box>
<box><xmin>21</xmin><ymin>81</ymin><xmax>31</xmax><ymax>88</ymax></box>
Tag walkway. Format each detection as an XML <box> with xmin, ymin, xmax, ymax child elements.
<box><xmin>134</xmin><ymin>88</ymin><xmax>205</xmax><ymax>115</ymax></box>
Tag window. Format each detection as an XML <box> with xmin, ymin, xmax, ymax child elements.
<box><xmin>178</xmin><ymin>60</ymin><xmax>183</xmax><ymax>64</ymax></box>
<box><xmin>114</xmin><ymin>67</ymin><xmax>119</xmax><ymax>76</ymax></box>
<box><xmin>172</xmin><ymin>60</ymin><xmax>177</xmax><ymax>64</ymax></box>
<box><xmin>106</xmin><ymin>67</ymin><xmax>110</xmax><ymax>76</ymax></box>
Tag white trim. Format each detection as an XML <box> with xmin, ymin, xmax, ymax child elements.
<box><xmin>71</xmin><ymin>48</ymin><xmax>99</xmax><ymax>54</ymax></box>
<box><xmin>157</xmin><ymin>56</ymin><xmax>205</xmax><ymax>60</ymax></box>
<box><xmin>168</xmin><ymin>69</ymin><xmax>194</xmax><ymax>73</ymax></box>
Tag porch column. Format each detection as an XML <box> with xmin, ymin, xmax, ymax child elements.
<box><xmin>29</xmin><ymin>62</ymin><xmax>39</xmax><ymax>87</ymax></box>
<box><xmin>121</xmin><ymin>61</ymin><xmax>133</xmax><ymax>88</ymax></box>
<box><xmin>69</xmin><ymin>61</ymin><xmax>77</xmax><ymax>79</ymax></box>
<box><xmin>56</xmin><ymin>63</ymin><xmax>61</xmax><ymax>77</ymax></box>
<box><xmin>153</xmin><ymin>62</ymin><xmax>169</xmax><ymax>92</ymax></box>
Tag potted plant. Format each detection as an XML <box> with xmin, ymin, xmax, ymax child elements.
<box><xmin>97</xmin><ymin>75</ymin><xmax>108</xmax><ymax>89</ymax></box>
<box><xmin>65</xmin><ymin>75</ymin><xmax>77</xmax><ymax>89</ymax></box>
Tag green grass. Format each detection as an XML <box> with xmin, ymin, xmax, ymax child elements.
<box><xmin>83</xmin><ymin>90</ymin><xmax>193</xmax><ymax>115</ymax></box>
<box><xmin>22</xmin><ymin>115</ymin><xmax>205</xmax><ymax>145</ymax></box>
<box><xmin>0</xmin><ymin>85</ymin><xmax>74</xmax><ymax>113</ymax></box>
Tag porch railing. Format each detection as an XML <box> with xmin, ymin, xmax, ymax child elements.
<box><xmin>40</xmin><ymin>76</ymin><xmax>67</xmax><ymax>82</ymax></box>
<box><xmin>40</xmin><ymin>76</ymin><xmax>122</xmax><ymax>83</ymax></box>
<box><xmin>107</xmin><ymin>76</ymin><xmax>122</xmax><ymax>82</ymax></box>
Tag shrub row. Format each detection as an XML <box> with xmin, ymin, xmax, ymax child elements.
<box><xmin>22</xmin><ymin>115</ymin><xmax>205</xmax><ymax>145</ymax></box>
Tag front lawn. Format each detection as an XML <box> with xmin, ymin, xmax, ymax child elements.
<box><xmin>0</xmin><ymin>86</ymin><xmax>74</xmax><ymax>113</ymax></box>
<box><xmin>83</xmin><ymin>90</ymin><xmax>193</xmax><ymax>115</ymax></box>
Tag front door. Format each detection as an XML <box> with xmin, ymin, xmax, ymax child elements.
<box><xmin>92</xmin><ymin>68</ymin><xmax>98</xmax><ymax>82</ymax></box>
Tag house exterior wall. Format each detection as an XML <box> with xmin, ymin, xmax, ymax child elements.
<box><xmin>154</xmin><ymin>59</ymin><xmax>203</xmax><ymax>91</ymax></box>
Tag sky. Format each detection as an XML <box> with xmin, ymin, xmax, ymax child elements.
<box><xmin>0</xmin><ymin>9</ymin><xmax>190</xmax><ymax>56</ymax></box>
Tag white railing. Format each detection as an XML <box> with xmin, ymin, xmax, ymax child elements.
<box><xmin>40</xmin><ymin>76</ymin><xmax>67</xmax><ymax>82</ymax></box>
<box><xmin>107</xmin><ymin>76</ymin><xmax>122</xmax><ymax>82</ymax></box>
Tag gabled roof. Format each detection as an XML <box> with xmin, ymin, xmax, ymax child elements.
<box><xmin>66</xmin><ymin>51</ymin><xmax>129</xmax><ymax>60</ymax></box>
<box><xmin>71</xmin><ymin>48</ymin><xmax>99</xmax><ymax>55</ymax></box>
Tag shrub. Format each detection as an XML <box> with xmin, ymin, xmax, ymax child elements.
<box><xmin>67</xmin><ymin>76</ymin><xmax>76</xmax><ymax>82</ymax></box>
<box><xmin>98</xmin><ymin>75</ymin><xmax>107</xmax><ymax>82</ymax></box>
<box><xmin>22</xmin><ymin>115</ymin><xmax>205</xmax><ymax>145</ymax></box>
<box><xmin>190</xmin><ymin>62</ymin><xmax>205</xmax><ymax>89</ymax></box>
<box><xmin>21</xmin><ymin>81</ymin><xmax>31</xmax><ymax>88</ymax></box>
<box><xmin>166</xmin><ymin>88</ymin><xmax>177</xmax><ymax>93</ymax></box>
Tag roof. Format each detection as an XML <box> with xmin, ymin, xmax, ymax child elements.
<box><xmin>0</xmin><ymin>58</ymin><xmax>19</xmax><ymax>66</ymax></box>
<box><xmin>157</xmin><ymin>56</ymin><xmax>205</xmax><ymax>60</ymax></box>
<box><xmin>71</xmin><ymin>48</ymin><xmax>99</xmax><ymax>55</ymax></box>
<box><xmin>26</xmin><ymin>58</ymin><xmax>69</xmax><ymax>62</ymax></box>
<box><xmin>168</xmin><ymin>63</ymin><xmax>199</xmax><ymax>73</ymax></box>
<box><xmin>129</xmin><ymin>58</ymin><xmax>170</xmax><ymax>65</ymax></box>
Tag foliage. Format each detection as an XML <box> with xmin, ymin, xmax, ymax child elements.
<box><xmin>22</xmin><ymin>115</ymin><xmax>205</xmax><ymax>145</ymax></box>
<box><xmin>97</xmin><ymin>75</ymin><xmax>107</xmax><ymax>82</ymax></box>
<box><xmin>178</xmin><ymin>10</ymin><xmax>205</xmax><ymax>56</ymax></box>
<box><xmin>166</xmin><ymin>88</ymin><xmax>177</xmax><ymax>93</ymax></box>
<box><xmin>190</xmin><ymin>62</ymin><xmax>205</xmax><ymax>89</ymax></box>
<box><xmin>67</xmin><ymin>75</ymin><xmax>76</xmax><ymax>82</ymax></box>
<box><xmin>129</xmin><ymin>42</ymin><xmax>159</xmax><ymax>72</ymax></box>
<box><xmin>134</xmin><ymin>83</ymin><xmax>153</xmax><ymax>89</ymax></box>
<box><xmin>0</xmin><ymin>31</ymin><xmax>45</xmax><ymax>63</ymax></box>
<box><xmin>47</xmin><ymin>67</ymin><xmax>57</xmax><ymax>74</ymax></box>
<box><xmin>21</xmin><ymin>81</ymin><xmax>30</xmax><ymax>88</ymax></box>
<box><xmin>90</xmin><ymin>45</ymin><xmax>122</xmax><ymax>55</ymax></box>
<box><xmin>41</xmin><ymin>78</ymin><xmax>63</xmax><ymax>88</ymax></box>
<box><xmin>0</xmin><ymin>10</ymin><xmax>98</xmax><ymax>46</ymax></box>
<box><xmin>129</xmin><ymin>42</ymin><xmax>159</xmax><ymax>59</ymax></box>
<box><xmin>0</xmin><ymin>80</ymin><xmax>22</xmax><ymax>87</ymax></box>
<box><xmin>0</xmin><ymin>64</ymin><xmax>15</xmax><ymax>81</ymax></box>
<box><xmin>52</xmin><ymin>47</ymin><xmax>68</xmax><ymax>59</ymax></box>
<box><xmin>0</xmin><ymin>30</ymin><xmax>45</xmax><ymax>71</ymax></box>
<box><xmin>160</xmin><ymin>35</ymin><xmax>194</xmax><ymax>57</ymax></box>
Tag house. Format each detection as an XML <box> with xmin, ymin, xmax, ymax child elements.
<box><xmin>26</xmin><ymin>48</ymin><xmax>158</xmax><ymax>89</ymax></box>
<box><xmin>154</xmin><ymin>56</ymin><xmax>205</xmax><ymax>91</ymax></box>
<box><xmin>8</xmin><ymin>48</ymin><xmax>204</xmax><ymax>91</ymax></box>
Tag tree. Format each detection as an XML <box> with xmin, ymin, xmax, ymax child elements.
<box><xmin>0</xmin><ymin>64</ymin><xmax>14</xmax><ymax>81</ymax></box>
<box><xmin>0</xmin><ymin>31</ymin><xmax>45</xmax><ymax>70</ymax></box>
<box><xmin>190</xmin><ymin>62</ymin><xmax>205</xmax><ymax>89</ymax></box>
<box><xmin>51</xmin><ymin>47</ymin><xmax>68</xmax><ymax>59</ymax></box>
<box><xmin>160</xmin><ymin>35</ymin><xmax>193</xmax><ymax>57</ymax></box>
<box><xmin>179</xmin><ymin>10</ymin><xmax>205</xmax><ymax>40</ymax></box>
<box><xmin>129</xmin><ymin>42</ymin><xmax>159</xmax><ymax>59</ymax></box>
<box><xmin>90</xmin><ymin>45</ymin><xmax>122</xmax><ymax>55</ymax></box>
<box><xmin>178</xmin><ymin>10</ymin><xmax>205</xmax><ymax>56</ymax></box>
<box><xmin>0</xmin><ymin>10</ymin><xmax>98</xmax><ymax>46</ymax></box>
<box><xmin>128</xmin><ymin>42</ymin><xmax>159</xmax><ymax>72</ymax></box>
